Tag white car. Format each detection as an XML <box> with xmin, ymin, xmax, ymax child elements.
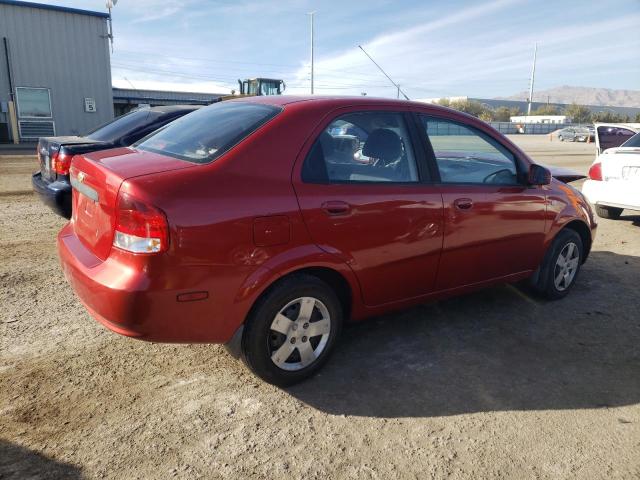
<box><xmin>582</xmin><ymin>123</ymin><xmax>640</xmax><ymax>219</ymax></box>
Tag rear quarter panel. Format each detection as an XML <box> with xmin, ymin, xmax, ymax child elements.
<box><xmin>124</xmin><ymin>102</ymin><xmax>364</xmax><ymax>340</ymax></box>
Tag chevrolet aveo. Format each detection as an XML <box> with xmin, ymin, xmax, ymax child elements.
<box><xmin>59</xmin><ymin>97</ymin><xmax>597</xmax><ymax>386</ymax></box>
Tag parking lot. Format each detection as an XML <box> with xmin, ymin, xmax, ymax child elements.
<box><xmin>1</xmin><ymin>136</ymin><xmax>638</xmax><ymax>479</ymax></box>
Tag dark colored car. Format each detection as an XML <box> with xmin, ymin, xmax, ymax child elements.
<box><xmin>32</xmin><ymin>105</ymin><xmax>200</xmax><ymax>218</ymax></box>
<box><xmin>58</xmin><ymin>97</ymin><xmax>596</xmax><ymax>386</ymax></box>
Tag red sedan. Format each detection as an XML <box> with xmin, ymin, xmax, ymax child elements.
<box><xmin>58</xmin><ymin>96</ymin><xmax>597</xmax><ymax>386</ymax></box>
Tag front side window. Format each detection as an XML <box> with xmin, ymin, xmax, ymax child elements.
<box><xmin>135</xmin><ymin>102</ymin><xmax>280</xmax><ymax>164</ymax></box>
<box><xmin>302</xmin><ymin>112</ymin><xmax>419</xmax><ymax>183</ymax></box>
<box><xmin>420</xmin><ymin>116</ymin><xmax>519</xmax><ymax>185</ymax></box>
<box><xmin>16</xmin><ymin>87</ymin><xmax>52</xmax><ymax>118</ymax></box>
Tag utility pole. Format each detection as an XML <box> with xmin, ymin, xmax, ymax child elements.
<box><xmin>106</xmin><ymin>0</ymin><xmax>118</xmax><ymax>53</ymax></box>
<box><xmin>308</xmin><ymin>12</ymin><xmax>315</xmax><ymax>95</ymax></box>
<box><xmin>526</xmin><ymin>42</ymin><xmax>537</xmax><ymax>116</ymax></box>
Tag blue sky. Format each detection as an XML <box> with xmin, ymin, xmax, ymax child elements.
<box><xmin>37</xmin><ymin>0</ymin><xmax>640</xmax><ymax>98</ymax></box>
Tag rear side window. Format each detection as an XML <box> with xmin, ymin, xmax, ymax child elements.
<box><xmin>302</xmin><ymin>112</ymin><xmax>419</xmax><ymax>183</ymax></box>
<box><xmin>86</xmin><ymin>110</ymin><xmax>161</xmax><ymax>142</ymax></box>
<box><xmin>135</xmin><ymin>102</ymin><xmax>281</xmax><ymax>164</ymax></box>
<box><xmin>597</xmin><ymin>126</ymin><xmax>636</xmax><ymax>151</ymax></box>
<box><xmin>420</xmin><ymin>116</ymin><xmax>519</xmax><ymax>185</ymax></box>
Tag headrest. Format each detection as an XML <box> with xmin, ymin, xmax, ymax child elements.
<box><xmin>362</xmin><ymin>129</ymin><xmax>402</xmax><ymax>161</ymax></box>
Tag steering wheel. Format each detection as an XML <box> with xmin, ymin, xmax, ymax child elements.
<box><xmin>483</xmin><ymin>168</ymin><xmax>514</xmax><ymax>184</ymax></box>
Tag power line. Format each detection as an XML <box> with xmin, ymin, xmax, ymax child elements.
<box><xmin>112</xmin><ymin>61</ymin><xmax>393</xmax><ymax>88</ymax></box>
<box><xmin>111</xmin><ymin>63</ymin><xmax>394</xmax><ymax>90</ymax></box>
<box><xmin>358</xmin><ymin>45</ymin><xmax>410</xmax><ymax>100</ymax></box>
<box><xmin>113</xmin><ymin>48</ymin><xmax>382</xmax><ymax>79</ymax></box>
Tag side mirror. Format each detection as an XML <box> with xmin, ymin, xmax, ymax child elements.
<box><xmin>528</xmin><ymin>164</ymin><xmax>551</xmax><ymax>186</ymax></box>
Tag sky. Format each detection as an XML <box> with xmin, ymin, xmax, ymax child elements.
<box><xmin>35</xmin><ymin>0</ymin><xmax>640</xmax><ymax>99</ymax></box>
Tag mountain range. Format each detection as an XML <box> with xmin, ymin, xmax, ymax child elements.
<box><xmin>496</xmin><ymin>86</ymin><xmax>640</xmax><ymax>107</ymax></box>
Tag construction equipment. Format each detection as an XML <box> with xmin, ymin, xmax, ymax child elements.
<box><xmin>237</xmin><ymin>78</ymin><xmax>286</xmax><ymax>96</ymax></box>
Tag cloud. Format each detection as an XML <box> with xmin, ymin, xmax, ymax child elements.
<box><xmin>118</xmin><ymin>0</ymin><xmax>194</xmax><ymax>24</ymax></box>
<box><xmin>288</xmin><ymin>0</ymin><xmax>525</xmax><ymax>96</ymax></box>
<box><xmin>112</xmin><ymin>77</ymin><xmax>231</xmax><ymax>94</ymax></box>
<box><xmin>31</xmin><ymin>0</ymin><xmax>640</xmax><ymax>97</ymax></box>
<box><xmin>286</xmin><ymin>1</ymin><xmax>640</xmax><ymax>98</ymax></box>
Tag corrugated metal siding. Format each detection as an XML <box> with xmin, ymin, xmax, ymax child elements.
<box><xmin>112</xmin><ymin>88</ymin><xmax>224</xmax><ymax>103</ymax></box>
<box><xmin>0</xmin><ymin>3</ymin><xmax>113</xmax><ymax>137</ymax></box>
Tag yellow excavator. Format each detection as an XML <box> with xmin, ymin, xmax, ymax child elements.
<box><xmin>217</xmin><ymin>78</ymin><xmax>286</xmax><ymax>101</ymax></box>
<box><xmin>238</xmin><ymin>78</ymin><xmax>286</xmax><ymax>96</ymax></box>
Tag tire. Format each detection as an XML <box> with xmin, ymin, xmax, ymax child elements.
<box><xmin>595</xmin><ymin>205</ymin><xmax>622</xmax><ymax>219</ymax></box>
<box><xmin>241</xmin><ymin>274</ymin><xmax>343</xmax><ymax>387</ymax></box>
<box><xmin>530</xmin><ymin>229</ymin><xmax>583</xmax><ymax>300</ymax></box>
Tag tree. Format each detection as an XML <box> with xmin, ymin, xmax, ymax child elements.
<box><xmin>636</xmin><ymin>112</ymin><xmax>640</xmax><ymax>122</ymax></box>
<box><xmin>591</xmin><ymin>111</ymin><xmax>629</xmax><ymax>123</ymax></box>
<box><xmin>479</xmin><ymin>111</ymin><xmax>494</xmax><ymax>122</ymax></box>
<box><xmin>565</xmin><ymin>103</ymin><xmax>592</xmax><ymax>124</ymax></box>
<box><xmin>531</xmin><ymin>105</ymin><xmax>559</xmax><ymax>116</ymax></box>
<box><xmin>493</xmin><ymin>106</ymin><xmax>521</xmax><ymax>122</ymax></box>
<box><xmin>448</xmin><ymin>99</ymin><xmax>489</xmax><ymax>118</ymax></box>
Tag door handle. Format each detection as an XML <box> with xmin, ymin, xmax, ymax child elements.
<box><xmin>321</xmin><ymin>200</ymin><xmax>351</xmax><ymax>216</ymax></box>
<box><xmin>454</xmin><ymin>198</ymin><xmax>473</xmax><ymax>210</ymax></box>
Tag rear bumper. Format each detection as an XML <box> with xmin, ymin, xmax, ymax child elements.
<box><xmin>32</xmin><ymin>172</ymin><xmax>72</xmax><ymax>219</ymax></box>
<box><xmin>57</xmin><ymin>223</ymin><xmax>257</xmax><ymax>343</ymax></box>
<box><xmin>582</xmin><ymin>179</ymin><xmax>640</xmax><ymax>212</ymax></box>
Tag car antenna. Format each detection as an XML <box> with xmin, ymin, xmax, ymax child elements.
<box><xmin>358</xmin><ymin>45</ymin><xmax>410</xmax><ymax>100</ymax></box>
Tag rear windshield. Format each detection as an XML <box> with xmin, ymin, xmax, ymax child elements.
<box><xmin>134</xmin><ymin>102</ymin><xmax>281</xmax><ymax>164</ymax></box>
<box><xmin>621</xmin><ymin>132</ymin><xmax>640</xmax><ymax>147</ymax></box>
<box><xmin>86</xmin><ymin>109</ymin><xmax>160</xmax><ymax>142</ymax></box>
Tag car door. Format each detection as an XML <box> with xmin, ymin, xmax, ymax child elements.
<box><xmin>293</xmin><ymin>108</ymin><xmax>444</xmax><ymax>306</ymax></box>
<box><xmin>415</xmin><ymin>113</ymin><xmax>547</xmax><ymax>290</ymax></box>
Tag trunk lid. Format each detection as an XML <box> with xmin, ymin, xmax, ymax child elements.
<box><xmin>38</xmin><ymin>136</ymin><xmax>104</xmax><ymax>181</ymax></box>
<box><xmin>70</xmin><ymin>148</ymin><xmax>195</xmax><ymax>260</ymax></box>
<box><xmin>601</xmin><ymin>150</ymin><xmax>640</xmax><ymax>184</ymax></box>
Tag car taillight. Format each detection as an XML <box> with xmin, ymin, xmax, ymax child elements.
<box><xmin>51</xmin><ymin>150</ymin><xmax>72</xmax><ymax>175</ymax></box>
<box><xmin>113</xmin><ymin>192</ymin><xmax>168</xmax><ymax>254</ymax></box>
<box><xmin>588</xmin><ymin>162</ymin><xmax>602</xmax><ymax>181</ymax></box>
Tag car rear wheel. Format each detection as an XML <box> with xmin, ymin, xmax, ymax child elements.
<box><xmin>241</xmin><ymin>274</ymin><xmax>343</xmax><ymax>386</ymax></box>
<box><xmin>595</xmin><ymin>205</ymin><xmax>623</xmax><ymax>219</ymax></box>
<box><xmin>531</xmin><ymin>229</ymin><xmax>583</xmax><ymax>300</ymax></box>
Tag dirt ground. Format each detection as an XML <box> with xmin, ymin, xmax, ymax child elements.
<box><xmin>1</xmin><ymin>136</ymin><xmax>639</xmax><ymax>479</ymax></box>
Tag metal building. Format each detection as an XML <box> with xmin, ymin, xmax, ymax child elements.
<box><xmin>0</xmin><ymin>0</ymin><xmax>113</xmax><ymax>144</ymax></box>
<box><xmin>112</xmin><ymin>88</ymin><xmax>224</xmax><ymax>116</ymax></box>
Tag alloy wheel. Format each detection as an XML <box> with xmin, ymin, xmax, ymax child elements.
<box><xmin>268</xmin><ymin>297</ymin><xmax>331</xmax><ymax>371</ymax></box>
<box><xmin>553</xmin><ymin>242</ymin><xmax>580</xmax><ymax>291</ymax></box>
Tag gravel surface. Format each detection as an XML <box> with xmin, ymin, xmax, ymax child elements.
<box><xmin>1</xmin><ymin>137</ymin><xmax>639</xmax><ymax>479</ymax></box>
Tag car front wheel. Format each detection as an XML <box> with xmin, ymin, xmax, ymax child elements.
<box><xmin>241</xmin><ymin>274</ymin><xmax>343</xmax><ymax>386</ymax></box>
<box><xmin>595</xmin><ymin>205</ymin><xmax>623</xmax><ymax>219</ymax></box>
<box><xmin>531</xmin><ymin>229</ymin><xmax>583</xmax><ymax>300</ymax></box>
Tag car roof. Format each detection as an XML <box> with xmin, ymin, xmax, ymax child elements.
<box><xmin>229</xmin><ymin>95</ymin><xmax>433</xmax><ymax>109</ymax></box>
<box><xmin>231</xmin><ymin>95</ymin><xmax>479</xmax><ymax>119</ymax></box>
